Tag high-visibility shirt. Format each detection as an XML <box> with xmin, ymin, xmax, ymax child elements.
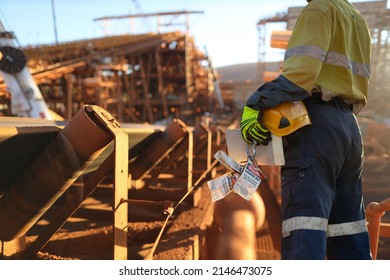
<box><xmin>281</xmin><ymin>0</ymin><xmax>372</xmax><ymax>107</ymax></box>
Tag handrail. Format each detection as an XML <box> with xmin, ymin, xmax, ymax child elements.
<box><xmin>366</xmin><ymin>197</ymin><xmax>390</xmax><ymax>259</ymax></box>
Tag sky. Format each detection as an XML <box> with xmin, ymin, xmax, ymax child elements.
<box><xmin>0</xmin><ymin>0</ymin><xmax>383</xmax><ymax>68</ymax></box>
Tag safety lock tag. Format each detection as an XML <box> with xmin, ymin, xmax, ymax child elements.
<box><xmin>232</xmin><ymin>156</ymin><xmax>262</xmax><ymax>201</ymax></box>
<box><xmin>207</xmin><ymin>144</ymin><xmax>265</xmax><ymax>202</ymax></box>
<box><xmin>213</xmin><ymin>150</ymin><xmax>244</xmax><ymax>174</ymax></box>
<box><xmin>207</xmin><ymin>171</ymin><xmax>240</xmax><ymax>202</ymax></box>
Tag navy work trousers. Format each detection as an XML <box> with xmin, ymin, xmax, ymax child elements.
<box><xmin>280</xmin><ymin>94</ymin><xmax>372</xmax><ymax>260</ymax></box>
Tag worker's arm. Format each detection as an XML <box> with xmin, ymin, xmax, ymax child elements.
<box><xmin>247</xmin><ymin>5</ymin><xmax>332</xmax><ymax>111</ymax></box>
<box><xmin>246</xmin><ymin>75</ymin><xmax>309</xmax><ymax>111</ymax></box>
<box><xmin>241</xmin><ymin>3</ymin><xmax>331</xmax><ymax>144</ymax></box>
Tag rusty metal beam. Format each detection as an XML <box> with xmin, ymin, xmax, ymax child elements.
<box><xmin>64</xmin><ymin>74</ymin><xmax>74</xmax><ymax>120</ymax></box>
<box><xmin>139</xmin><ymin>54</ymin><xmax>154</xmax><ymax>123</ymax></box>
<box><xmin>142</xmin><ymin>134</ymin><xmax>189</xmax><ymax>188</ymax></box>
<box><xmin>155</xmin><ymin>46</ymin><xmax>168</xmax><ymax>118</ymax></box>
<box><xmin>130</xmin><ymin>119</ymin><xmax>188</xmax><ymax>182</ymax></box>
<box><xmin>89</xmin><ymin>106</ymin><xmax>129</xmax><ymax>260</ymax></box>
<box><xmin>94</xmin><ymin>10</ymin><xmax>204</xmax><ymax>21</ymax></box>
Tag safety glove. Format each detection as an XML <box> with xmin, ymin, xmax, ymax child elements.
<box><xmin>240</xmin><ymin>106</ymin><xmax>272</xmax><ymax>145</ymax></box>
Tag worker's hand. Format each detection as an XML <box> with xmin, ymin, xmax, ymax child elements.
<box><xmin>240</xmin><ymin>106</ymin><xmax>272</xmax><ymax>145</ymax></box>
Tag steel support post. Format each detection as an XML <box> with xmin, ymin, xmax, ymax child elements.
<box><xmin>88</xmin><ymin>106</ymin><xmax>129</xmax><ymax>260</ymax></box>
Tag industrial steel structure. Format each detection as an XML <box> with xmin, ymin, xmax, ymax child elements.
<box><xmin>0</xmin><ymin>11</ymin><xmax>230</xmax><ymax>126</ymax></box>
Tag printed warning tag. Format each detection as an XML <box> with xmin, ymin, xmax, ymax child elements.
<box><xmin>214</xmin><ymin>150</ymin><xmax>244</xmax><ymax>174</ymax></box>
<box><xmin>232</xmin><ymin>157</ymin><xmax>262</xmax><ymax>201</ymax></box>
<box><xmin>207</xmin><ymin>172</ymin><xmax>240</xmax><ymax>202</ymax></box>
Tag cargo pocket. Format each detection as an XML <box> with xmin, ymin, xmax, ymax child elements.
<box><xmin>281</xmin><ymin>160</ymin><xmax>314</xmax><ymax>218</ymax></box>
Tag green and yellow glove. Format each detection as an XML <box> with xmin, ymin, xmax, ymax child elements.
<box><xmin>240</xmin><ymin>106</ymin><xmax>272</xmax><ymax>145</ymax></box>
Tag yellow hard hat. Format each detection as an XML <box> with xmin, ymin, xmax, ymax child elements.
<box><xmin>262</xmin><ymin>101</ymin><xmax>311</xmax><ymax>136</ymax></box>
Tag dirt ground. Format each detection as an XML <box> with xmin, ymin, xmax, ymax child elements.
<box><xmin>4</xmin><ymin>183</ymin><xmax>213</xmax><ymax>260</ymax></box>
<box><xmin>4</xmin><ymin>156</ymin><xmax>390</xmax><ymax>260</ymax></box>
<box><xmin>7</xmin><ymin>214</ymin><xmax>199</xmax><ymax>260</ymax></box>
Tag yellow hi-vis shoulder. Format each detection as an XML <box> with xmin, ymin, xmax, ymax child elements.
<box><xmin>262</xmin><ymin>101</ymin><xmax>311</xmax><ymax>136</ymax></box>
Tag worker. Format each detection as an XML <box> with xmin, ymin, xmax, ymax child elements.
<box><xmin>240</xmin><ymin>0</ymin><xmax>372</xmax><ymax>260</ymax></box>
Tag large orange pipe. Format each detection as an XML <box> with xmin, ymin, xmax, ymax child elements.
<box><xmin>213</xmin><ymin>191</ymin><xmax>266</xmax><ymax>260</ymax></box>
<box><xmin>0</xmin><ymin>105</ymin><xmax>112</xmax><ymax>241</ymax></box>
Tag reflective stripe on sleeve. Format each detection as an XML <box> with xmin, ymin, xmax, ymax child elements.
<box><xmin>282</xmin><ymin>216</ymin><xmax>368</xmax><ymax>238</ymax></box>
<box><xmin>325</xmin><ymin>51</ymin><xmax>370</xmax><ymax>78</ymax></box>
<box><xmin>285</xmin><ymin>45</ymin><xmax>326</xmax><ymax>62</ymax></box>
<box><xmin>284</xmin><ymin>46</ymin><xmax>370</xmax><ymax>78</ymax></box>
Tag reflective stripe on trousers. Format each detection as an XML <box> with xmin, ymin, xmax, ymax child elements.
<box><xmin>282</xmin><ymin>216</ymin><xmax>368</xmax><ymax>238</ymax></box>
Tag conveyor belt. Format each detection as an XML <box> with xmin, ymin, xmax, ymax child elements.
<box><xmin>0</xmin><ymin>116</ymin><xmax>165</xmax><ymax>194</ymax></box>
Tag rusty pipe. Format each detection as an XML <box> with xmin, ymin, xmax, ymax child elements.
<box><xmin>119</xmin><ymin>198</ymin><xmax>173</xmax><ymax>209</ymax></box>
<box><xmin>366</xmin><ymin>197</ymin><xmax>390</xmax><ymax>260</ymax></box>
<box><xmin>213</xmin><ymin>191</ymin><xmax>266</xmax><ymax>260</ymax></box>
<box><xmin>0</xmin><ymin>105</ymin><xmax>112</xmax><ymax>241</ymax></box>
